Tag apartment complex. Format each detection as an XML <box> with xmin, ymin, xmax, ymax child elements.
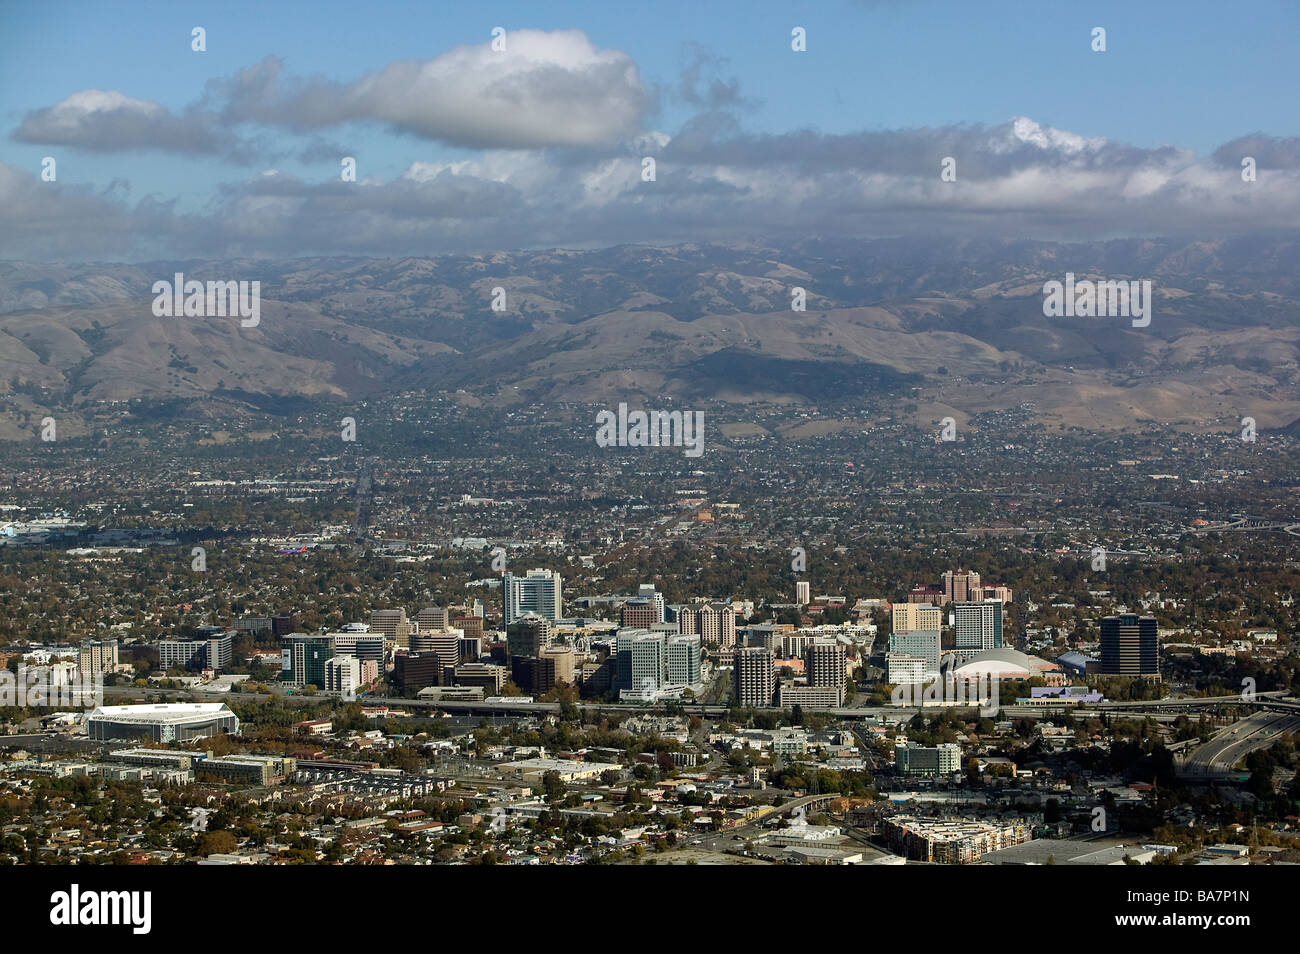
<box><xmin>77</xmin><ymin>638</ymin><xmax>119</xmax><ymax>676</ymax></box>
<box><xmin>679</xmin><ymin>601</ymin><xmax>737</xmax><ymax>650</ymax></box>
<box><xmin>734</xmin><ymin>646</ymin><xmax>775</xmax><ymax>708</ymax></box>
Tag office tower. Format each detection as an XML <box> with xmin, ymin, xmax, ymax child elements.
<box><xmin>616</xmin><ymin>629</ymin><xmax>666</xmax><ymax>692</ymax></box>
<box><xmin>889</xmin><ymin>629</ymin><xmax>941</xmax><ymax>676</ymax></box>
<box><xmin>205</xmin><ymin>631</ymin><xmax>234</xmax><ymax>671</ymax></box>
<box><xmin>233</xmin><ymin>616</ymin><xmax>272</xmax><ymax>637</ymax></box>
<box><xmin>734</xmin><ymin>647</ymin><xmax>775</xmax><ymax>708</ymax></box>
<box><xmin>282</xmin><ymin>634</ymin><xmax>334</xmax><ymax>688</ymax></box>
<box><xmin>679</xmin><ymin>602</ymin><xmax>737</xmax><ymax>650</ymax></box>
<box><xmin>620</xmin><ymin>597</ymin><xmax>659</xmax><ymax>629</ymax></box>
<box><xmin>638</xmin><ymin>584</ymin><xmax>666</xmax><ymax>623</ymax></box>
<box><xmin>409</xmin><ymin>628</ymin><xmax>461</xmax><ymax>673</ymax></box>
<box><xmin>503</xmin><ymin>568</ymin><xmax>563</xmax><ymax>625</ymax></box>
<box><xmin>806</xmin><ymin>638</ymin><xmax>846</xmax><ymax>691</ymax></box>
<box><xmin>325</xmin><ymin>655</ymin><xmax>362</xmax><ymax>695</ymax></box>
<box><xmin>542</xmin><ymin>646</ymin><xmax>576</xmax><ymax>685</ymax></box>
<box><xmin>512</xmin><ymin>655</ymin><xmax>557</xmax><ymax>696</ymax></box>
<box><xmin>892</xmin><ymin>603</ymin><xmax>941</xmax><ymax>634</ymax></box>
<box><xmin>666</xmin><ymin>635</ymin><xmax>702</xmax><ymax>686</ymax></box>
<box><xmin>954</xmin><ymin>601</ymin><xmax>1003</xmax><ymax>652</ymax></box>
<box><xmin>78</xmin><ymin>638</ymin><xmax>118</xmax><ymax>676</ymax></box>
<box><xmin>1099</xmin><ymin>614</ymin><xmax>1159</xmax><ymax>677</ymax></box>
<box><xmin>452</xmin><ymin>662</ymin><xmax>509</xmax><ymax>693</ymax></box>
<box><xmin>369</xmin><ymin>609</ymin><xmax>410</xmax><ymax>637</ymax></box>
<box><xmin>458</xmin><ymin>636</ymin><xmax>482</xmax><ymax>661</ymax></box>
<box><xmin>415</xmin><ymin>607</ymin><xmax>449</xmax><ymax>632</ymax></box>
<box><xmin>943</xmin><ymin>570</ymin><xmax>981</xmax><ymax>604</ymax></box>
<box><xmin>329</xmin><ymin>631</ymin><xmax>387</xmax><ymax>671</ymax></box>
<box><xmin>271</xmin><ymin>614</ymin><xmax>298</xmax><ymax>638</ymax></box>
<box><xmin>796</xmin><ymin>581</ymin><xmax>811</xmax><ymax>605</ymax></box>
<box><xmin>394</xmin><ymin>652</ymin><xmax>443</xmax><ymax>692</ymax></box>
<box><xmin>506</xmin><ymin>615</ymin><xmax>551</xmax><ymax>659</ymax></box>
<box><xmin>452</xmin><ymin>615</ymin><xmax>485</xmax><ymax>639</ymax></box>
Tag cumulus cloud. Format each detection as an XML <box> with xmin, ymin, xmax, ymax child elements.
<box><xmin>12</xmin><ymin>89</ymin><xmax>251</xmax><ymax>160</ymax></box>
<box><xmin>14</xmin><ymin>29</ymin><xmax>651</xmax><ymax>157</ymax></box>
<box><xmin>210</xmin><ymin>30</ymin><xmax>651</xmax><ymax>148</ymax></box>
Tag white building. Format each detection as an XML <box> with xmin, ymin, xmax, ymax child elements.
<box><xmin>503</xmin><ymin>569</ymin><xmax>563</xmax><ymax>625</ymax></box>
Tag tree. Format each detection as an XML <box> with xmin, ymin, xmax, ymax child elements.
<box><xmin>541</xmin><ymin>770</ymin><xmax>565</xmax><ymax>802</ymax></box>
<box><xmin>196</xmin><ymin>830</ymin><xmax>237</xmax><ymax>856</ymax></box>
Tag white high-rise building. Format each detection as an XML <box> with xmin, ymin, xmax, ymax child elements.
<box><xmin>503</xmin><ymin>569</ymin><xmax>563</xmax><ymax>625</ymax></box>
<box><xmin>666</xmin><ymin>635</ymin><xmax>702</xmax><ymax>686</ymax></box>
<box><xmin>325</xmin><ymin>655</ymin><xmax>361</xmax><ymax>695</ymax></box>
<box><xmin>886</xmin><ymin>653</ymin><xmax>927</xmax><ymax>686</ymax></box>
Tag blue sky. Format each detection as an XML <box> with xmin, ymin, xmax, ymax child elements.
<box><xmin>2</xmin><ymin>0</ymin><xmax>1299</xmax><ymax>259</ymax></box>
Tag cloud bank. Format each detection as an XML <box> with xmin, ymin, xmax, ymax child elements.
<box><xmin>6</xmin><ymin>30</ymin><xmax>1300</xmax><ymax>260</ymax></box>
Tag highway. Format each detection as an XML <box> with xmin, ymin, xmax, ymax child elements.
<box><xmin>1178</xmin><ymin>711</ymin><xmax>1300</xmax><ymax>779</ymax></box>
<box><xmin>97</xmin><ymin>683</ymin><xmax>1300</xmax><ymax>724</ymax></box>
<box><xmin>96</xmin><ymin>684</ymin><xmax>926</xmax><ymax>720</ymax></box>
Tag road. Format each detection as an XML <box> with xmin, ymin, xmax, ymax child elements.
<box><xmin>350</xmin><ymin>458</ymin><xmax>374</xmax><ymax>552</ymax></box>
<box><xmin>1179</xmin><ymin>711</ymin><xmax>1300</xmax><ymax>779</ymax></box>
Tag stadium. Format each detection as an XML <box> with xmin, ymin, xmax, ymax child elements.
<box><xmin>86</xmin><ymin>703</ymin><xmax>240</xmax><ymax>744</ymax></box>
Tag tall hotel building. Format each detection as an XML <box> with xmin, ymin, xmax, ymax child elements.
<box><xmin>503</xmin><ymin>569</ymin><xmax>563</xmax><ymax>625</ymax></box>
<box><xmin>78</xmin><ymin>638</ymin><xmax>119</xmax><ymax>676</ymax></box>
<box><xmin>943</xmin><ymin>570</ymin><xmax>981</xmax><ymax>604</ymax></box>
<box><xmin>806</xmin><ymin>638</ymin><xmax>846</xmax><ymax>705</ymax></box>
<box><xmin>892</xmin><ymin>603</ymin><xmax>941</xmax><ymax>634</ymax></box>
<box><xmin>954</xmin><ymin>601</ymin><xmax>1004</xmax><ymax>653</ymax></box>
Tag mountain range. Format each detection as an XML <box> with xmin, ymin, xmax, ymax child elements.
<box><xmin>2</xmin><ymin>236</ymin><xmax>1299</xmax><ymax>440</ymax></box>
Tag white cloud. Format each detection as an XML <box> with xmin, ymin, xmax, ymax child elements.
<box><xmin>216</xmin><ymin>30</ymin><xmax>651</xmax><ymax>148</ymax></box>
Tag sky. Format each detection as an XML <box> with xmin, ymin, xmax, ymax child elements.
<box><xmin>2</xmin><ymin>0</ymin><xmax>1299</xmax><ymax>261</ymax></box>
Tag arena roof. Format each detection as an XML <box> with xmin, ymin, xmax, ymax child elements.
<box><xmin>87</xmin><ymin>703</ymin><xmax>235</xmax><ymax>724</ymax></box>
<box><xmin>952</xmin><ymin>648</ymin><xmax>1057</xmax><ymax>677</ymax></box>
